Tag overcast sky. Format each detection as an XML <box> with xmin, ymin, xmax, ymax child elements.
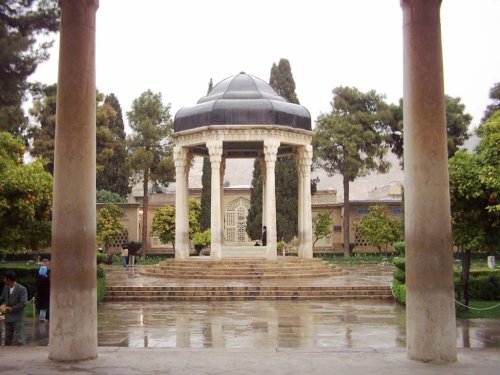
<box><xmin>31</xmin><ymin>0</ymin><xmax>500</xmax><ymax>131</ymax></box>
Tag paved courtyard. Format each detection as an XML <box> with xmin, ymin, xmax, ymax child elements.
<box><xmin>1</xmin><ymin>263</ymin><xmax>499</xmax><ymax>374</ymax></box>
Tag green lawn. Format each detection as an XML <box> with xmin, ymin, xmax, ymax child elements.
<box><xmin>456</xmin><ymin>300</ymin><xmax>500</xmax><ymax>319</ymax></box>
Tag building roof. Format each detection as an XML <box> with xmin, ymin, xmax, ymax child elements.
<box><xmin>174</xmin><ymin>72</ymin><xmax>311</xmax><ymax>132</ymax></box>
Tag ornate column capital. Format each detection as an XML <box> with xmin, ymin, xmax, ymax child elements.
<box><xmin>173</xmin><ymin>146</ymin><xmax>188</xmax><ymax>168</ymax></box>
<box><xmin>264</xmin><ymin>139</ymin><xmax>280</xmax><ymax>167</ymax></box>
<box><xmin>296</xmin><ymin>145</ymin><xmax>313</xmax><ymax>175</ymax></box>
<box><xmin>207</xmin><ymin>140</ymin><xmax>223</xmax><ymax>166</ymax></box>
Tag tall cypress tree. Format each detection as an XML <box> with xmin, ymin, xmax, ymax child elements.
<box><xmin>0</xmin><ymin>0</ymin><xmax>59</xmax><ymax>139</ymax></box>
<box><xmin>96</xmin><ymin>93</ymin><xmax>130</xmax><ymax>197</ymax></box>
<box><xmin>199</xmin><ymin>79</ymin><xmax>213</xmax><ymax>231</ymax></box>
<box><xmin>247</xmin><ymin>58</ymin><xmax>300</xmax><ymax>243</ymax></box>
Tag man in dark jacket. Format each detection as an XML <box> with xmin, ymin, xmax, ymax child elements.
<box><xmin>0</xmin><ymin>271</ymin><xmax>28</xmax><ymax>345</ymax></box>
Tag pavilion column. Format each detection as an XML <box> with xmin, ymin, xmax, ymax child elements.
<box><xmin>402</xmin><ymin>0</ymin><xmax>456</xmax><ymax>363</ymax></box>
<box><xmin>174</xmin><ymin>146</ymin><xmax>190</xmax><ymax>259</ymax></box>
<box><xmin>49</xmin><ymin>0</ymin><xmax>99</xmax><ymax>361</ymax></box>
<box><xmin>208</xmin><ymin>140</ymin><xmax>223</xmax><ymax>260</ymax></box>
<box><xmin>220</xmin><ymin>157</ymin><xmax>226</xmax><ymax>245</ymax></box>
<box><xmin>296</xmin><ymin>151</ymin><xmax>304</xmax><ymax>257</ymax></box>
<box><xmin>297</xmin><ymin>145</ymin><xmax>313</xmax><ymax>259</ymax></box>
<box><xmin>259</xmin><ymin>157</ymin><xmax>267</xmax><ymax>227</ymax></box>
<box><xmin>264</xmin><ymin>139</ymin><xmax>279</xmax><ymax>260</ymax></box>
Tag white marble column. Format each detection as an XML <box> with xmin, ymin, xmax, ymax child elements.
<box><xmin>259</xmin><ymin>157</ymin><xmax>267</xmax><ymax>227</ymax></box>
<box><xmin>49</xmin><ymin>0</ymin><xmax>99</xmax><ymax>362</ymax></box>
<box><xmin>264</xmin><ymin>139</ymin><xmax>279</xmax><ymax>260</ymax></box>
<box><xmin>295</xmin><ymin>151</ymin><xmax>304</xmax><ymax>258</ymax></box>
<box><xmin>208</xmin><ymin>140</ymin><xmax>223</xmax><ymax>260</ymax></box>
<box><xmin>297</xmin><ymin>145</ymin><xmax>313</xmax><ymax>259</ymax></box>
<box><xmin>220</xmin><ymin>157</ymin><xmax>226</xmax><ymax>245</ymax></box>
<box><xmin>402</xmin><ymin>0</ymin><xmax>456</xmax><ymax>363</ymax></box>
<box><xmin>174</xmin><ymin>146</ymin><xmax>190</xmax><ymax>259</ymax></box>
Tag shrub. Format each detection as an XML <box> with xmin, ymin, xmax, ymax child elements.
<box><xmin>393</xmin><ymin>268</ymin><xmax>406</xmax><ymax>284</ymax></box>
<box><xmin>394</xmin><ymin>242</ymin><xmax>405</xmax><ymax>256</ymax></box>
<box><xmin>96</xmin><ymin>252</ymin><xmax>108</xmax><ymax>264</ymax></box>
<box><xmin>277</xmin><ymin>240</ymin><xmax>286</xmax><ymax>253</ymax></box>
<box><xmin>393</xmin><ymin>257</ymin><xmax>405</xmax><ymax>271</ymax></box>
<box><xmin>392</xmin><ymin>279</ymin><xmax>406</xmax><ymax>305</ymax></box>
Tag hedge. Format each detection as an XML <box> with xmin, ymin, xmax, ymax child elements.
<box><xmin>393</xmin><ymin>257</ymin><xmax>405</xmax><ymax>271</ymax></box>
<box><xmin>394</xmin><ymin>242</ymin><xmax>405</xmax><ymax>256</ymax></box>
<box><xmin>393</xmin><ymin>268</ymin><xmax>406</xmax><ymax>284</ymax></box>
<box><xmin>391</xmin><ymin>279</ymin><xmax>406</xmax><ymax>305</ymax></box>
<box><xmin>455</xmin><ymin>272</ymin><xmax>500</xmax><ymax>301</ymax></box>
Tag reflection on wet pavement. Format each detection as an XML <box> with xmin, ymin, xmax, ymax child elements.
<box><xmin>94</xmin><ymin>300</ymin><xmax>498</xmax><ymax>350</ymax></box>
<box><xmin>10</xmin><ymin>264</ymin><xmax>500</xmax><ymax>350</ymax></box>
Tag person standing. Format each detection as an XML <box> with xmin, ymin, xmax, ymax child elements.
<box><xmin>0</xmin><ymin>271</ymin><xmax>28</xmax><ymax>345</ymax></box>
<box><xmin>121</xmin><ymin>245</ymin><xmax>129</xmax><ymax>267</ymax></box>
<box><xmin>261</xmin><ymin>226</ymin><xmax>267</xmax><ymax>246</ymax></box>
<box><xmin>35</xmin><ymin>266</ymin><xmax>50</xmax><ymax>322</ymax></box>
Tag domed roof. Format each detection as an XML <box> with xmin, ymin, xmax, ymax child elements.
<box><xmin>174</xmin><ymin>72</ymin><xmax>311</xmax><ymax>132</ymax></box>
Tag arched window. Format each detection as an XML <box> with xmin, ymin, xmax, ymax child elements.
<box><xmin>225</xmin><ymin>198</ymin><xmax>251</xmax><ymax>244</ymax></box>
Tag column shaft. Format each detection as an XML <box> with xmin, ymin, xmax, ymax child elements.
<box><xmin>264</xmin><ymin>140</ymin><xmax>279</xmax><ymax>260</ymax></box>
<box><xmin>174</xmin><ymin>147</ymin><xmax>189</xmax><ymax>259</ymax></box>
<box><xmin>296</xmin><ymin>152</ymin><xmax>304</xmax><ymax>257</ymax></box>
<box><xmin>260</xmin><ymin>157</ymin><xmax>267</xmax><ymax>227</ymax></box>
<box><xmin>299</xmin><ymin>146</ymin><xmax>313</xmax><ymax>259</ymax></box>
<box><xmin>402</xmin><ymin>0</ymin><xmax>456</xmax><ymax>362</ymax></box>
<box><xmin>208</xmin><ymin>141</ymin><xmax>223</xmax><ymax>260</ymax></box>
<box><xmin>49</xmin><ymin>0</ymin><xmax>99</xmax><ymax>361</ymax></box>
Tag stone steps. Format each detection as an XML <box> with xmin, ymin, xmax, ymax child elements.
<box><xmin>138</xmin><ymin>258</ymin><xmax>347</xmax><ymax>279</ymax></box>
<box><xmin>103</xmin><ymin>285</ymin><xmax>393</xmax><ymax>302</ymax></box>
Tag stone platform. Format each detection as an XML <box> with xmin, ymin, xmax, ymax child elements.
<box><xmin>107</xmin><ymin>258</ymin><xmax>392</xmax><ymax>301</ymax></box>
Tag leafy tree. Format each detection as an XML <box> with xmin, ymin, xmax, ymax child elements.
<box><xmin>248</xmin><ymin>58</ymin><xmax>300</xmax><ymax>242</ymax></box>
<box><xmin>96</xmin><ymin>189</ymin><xmax>126</xmax><ymax>204</ymax></box>
<box><xmin>127</xmin><ymin>90</ymin><xmax>175</xmax><ymax>257</ymax></box>
<box><xmin>29</xmin><ymin>87</ymin><xmax>130</xmax><ymax>194</ymax></box>
<box><xmin>354</xmin><ymin>205</ymin><xmax>402</xmax><ymax>254</ymax></box>
<box><xmin>481</xmin><ymin>81</ymin><xmax>500</xmax><ymax>123</ymax></box>
<box><xmin>0</xmin><ymin>131</ymin><xmax>52</xmax><ymax>253</ymax></box>
<box><xmin>314</xmin><ymin>86</ymin><xmax>392</xmax><ymax>256</ymax></box>
<box><xmin>312</xmin><ymin>211</ymin><xmax>333</xmax><ymax>249</ymax></box>
<box><xmin>449</xmin><ymin>112</ymin><xmax>500</xmax><ymax>308</ymax></box>
<box><xmin>0</xmin><ymin>0</ymin><xmax>59</xmax><ymax>139</ymax></box>
<box><xmin>96</xmin><ymin>93</ymin><xmax>130</xmax><ymax>196</ymax></box>
<box><xmin>152</xmin><ymin>205</ymin><xmax>175</xmax><ymax>249</ymax></box>
<box><xmin>389</xmin><ymin>95</ymin><xmax>472</xmax><ymax>161</ymax></box>
<box><xmin>29</xmin><ymin>83</ymin><xmax>56</xmax><ymax>173</ymax></box>
<box><xmin>152</xmin><ymin>199</ymin><xmax>201</xmax><ymax>251</ymax></box>
<box><xmin>96</xmin><ymin>203</ymin><xmax>125</xmax><ymax>254</ymax></box>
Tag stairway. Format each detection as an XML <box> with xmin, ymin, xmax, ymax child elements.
<box><xmin>138</xmin><ymin>257</ymin><xmax>347</xmax><ymax>279</ymax></box>
<box><xmin>103</xmin><ymin>285</ymin><xmax>393</xmax><ymax>302</ymax></box>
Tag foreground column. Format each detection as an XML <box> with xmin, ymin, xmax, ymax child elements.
<box><xmin>296</xmin><ymin>150</ymin><xmax>304</xmax><ymax>257</ymax></box>
<box><xmin>174</xmin><ymin>146</ymin><xmax>190</xmax><ymax>259</ymax></box>
<box><xmin>208</xmin><ymin>140</ymin><xmax>223</xmax><ymax>260</ymax></box>
<box><xmin>402</xmin><ymin>0</ymin><xmax>457</xmax><ymax>362</ymax></box>
<box><xmin>264</xmin><ymin>139</ymin><xmax>279</xmax><ymax>260</ymax></box>
<box><xmin>260</xmin><ymin>157</ymin><xmax>267</xmax><ymax>227</ymax></box>
<box><xmin>298</xmin><ymin>145</ymin><xmax>313</xmax><ymax>259</ymax></box>
<box><xmin>49</xmin><ymin>0</ymin><xmax>99</xmax><ymax>361</ymax></box>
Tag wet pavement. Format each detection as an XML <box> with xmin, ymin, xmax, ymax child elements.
<box><xmin>9</xmin><ymin>264</ymin><xmax>500</xmax><ymax>350</ymax></box>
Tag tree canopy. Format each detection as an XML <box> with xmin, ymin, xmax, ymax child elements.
<box><xmin>0</xmin><ymin>0</ymin><xmax>59</xmax><ymax>139</ymax></box>
<box><xmin>314</xmin><ymin>86</ymin><xmax>392</xmax><ymax>256</ymax></box>
<box><xmin>96</xmin><ymin>203</ymin><xmax>126</xmax><ymax>253</ymax></box>
<box><xmin>354</xmin><ymin>205</ymin><xmax>402</xmax><ymax>254</ymax></box>
<box><xmin>449</xmin><ymin>109</ymin><xmax>500</xmax><ymax>306</ymax></box>
<box><xmin>313</xmin><ymin>212</ymin><xmax>333</xmax><ymax>249</ymax></box>
<box><xmin>0</xmin><ymin>131</ymin><xmax>52</xmax><ymax>252</ymax></box>
<box><xmin>152</xmin><ymin>200</ymin><xmax>201</xmax><ymax>250</ymax></box>
<box><xmin>389</xmin><ymin>95</ymin><xmax>472</xmax><ymax>161</ymax></box>
<box><xmin>127</xmin><ymin>90</ymin><xmax>174</xmax><ymax>257</ymax></box>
